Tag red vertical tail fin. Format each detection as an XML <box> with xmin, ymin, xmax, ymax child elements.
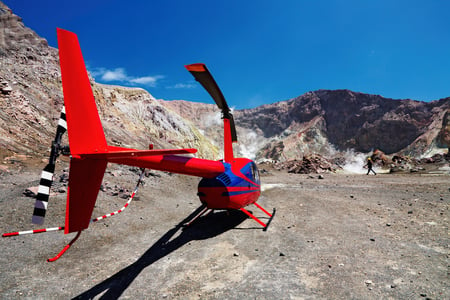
<box><xmin>57</xmin><ymin>28</ymin><xmax>108</xmax><ymax>233</ymax></box>
<box><xmin>57</xmin><ymin>28</ymin><xmax>107</xmax><ymax>155</ymax></box>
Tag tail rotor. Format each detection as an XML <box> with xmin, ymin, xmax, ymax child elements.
<box><xmin>32</xmin><ymin>107</ymin><xmax>69</xmax><ymax>225</ymax></box>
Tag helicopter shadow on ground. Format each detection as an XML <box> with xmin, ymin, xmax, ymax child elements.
<box><xmin>73</xmin><ymin>206</ymin><xmax>249</xmax><ymax>300</ymax></box>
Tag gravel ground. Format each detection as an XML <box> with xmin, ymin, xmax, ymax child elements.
<box><xmin>0</xmin><ymin>162</ymin><xmax>448</xmax><ymax>299</ymax></box>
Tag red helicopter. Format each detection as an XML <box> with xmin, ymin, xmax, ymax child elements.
<box><xmin>3</xmin><ymin>28</ymin><xmax>274</xmax><ymax>261</ymax></box>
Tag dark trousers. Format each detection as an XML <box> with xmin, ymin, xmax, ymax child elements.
<box><xmin>367</xmin><ymin>168</ymin><xmax>376</xmax><ymax>175</ymax></box>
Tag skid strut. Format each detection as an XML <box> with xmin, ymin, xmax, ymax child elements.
<box><xmin>240</xmin><ymin>202</ymin><xmax>275</xmax><ymax>230</ymax></box>
<box><xmin>47</xmin><ymin>231</ymin><xmax>81</xmax><ymax>262</ymax></box>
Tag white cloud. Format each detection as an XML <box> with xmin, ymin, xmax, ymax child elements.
<box><xmin>130</xmin><ymin>75</ymin><xmax>164</xmax><ymax>87</ymax></box>
<box><xmin>90</xmin><ymin>67</ymin><xmax>164</xmax><ymax>87</ymax></box>
<box><xmin>101</xmin><ymin>68</ymin><xmax>128</xmax><ymax>81</ymax></box>
<box><xmin>88</xmin><ymin>67</ymin><xmax>106</xmax><ymax>78</ymax></box>
<box><xmin>166</xmin><ymin>82</ymin><xmax>197</xmax><ymax>89</ymax></box>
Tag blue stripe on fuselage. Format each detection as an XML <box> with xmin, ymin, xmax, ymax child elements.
<box><xmin>199</xmin><ymin>161</ymin><xmax>260</xmax><ymax>189</ymax></box>
<box><xmin>222</xmin><ymin>190</ymin><xmax>259</xmax><ymax>196</ymax></box>
<box><xmin>221</xmin><ymin>162</ymin><xmax>259</xmax><ymax>188</ymax></box>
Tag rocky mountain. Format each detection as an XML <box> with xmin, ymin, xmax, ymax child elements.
<box><xmin>164</xmin><ymin>90</ymin><xmax>449</xmax><ymax>162</ymax></box>
<box><xmin>0</xmin><ymin>3</ymin><xmax>61</xmax><ymax>159</ymax></box>
<box><xmin>237</xmin><ymin>90</ymin><xmax>449</xmax><ymax>160</ymax></box>
<box><xmin>0</xmin><ymin>2</ymin><xmax>448</xmax><ymax>170</ymax></box>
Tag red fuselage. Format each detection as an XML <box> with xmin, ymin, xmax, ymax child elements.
<box><xmin>107</xmin><ymin>152</ymin><xmax>261</xmax><ymax>210</ymax></box>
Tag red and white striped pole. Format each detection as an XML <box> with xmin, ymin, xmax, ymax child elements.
<box><xmin>2</xmin><ymin>227</ymin><xmax>64</xmax><ymax>237</ymax></box>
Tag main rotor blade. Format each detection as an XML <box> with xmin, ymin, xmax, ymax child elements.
<box><xmin>229</xmin><ymin>114</ymin><xmax>238</xmax><ymax>143</ymax></box>
<box><xmin>185</xmin><ymin>63</ymin><xmax>238</xmax><ymax>143</ymax></box>
<box><xmin>185</xmin><ymin>63</ymin><xmax>231</xmax><ymax>117</ymax></box>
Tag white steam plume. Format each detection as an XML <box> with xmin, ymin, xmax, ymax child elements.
<box><xmin>341</xmin><ymin>150</ymin><xmax>372</xmax><ymax>174</ymax></box>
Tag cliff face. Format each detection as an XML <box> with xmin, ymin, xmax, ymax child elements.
<box><xmin>92</xmin><ymin>85</ymin><xmax>219</xmax><ymax>159</ymax></box>
<box><xmin>0</xmin><ymin>2</ymin><xmax>448</xmax><ymax>166</ymax></box>
<box><xmin>236</xmin><ymin>90</ymin><xmax>449</xmax><ymax>160</ymax></box>
<box><xmin>0</xmin><ymin>3</ymin><xmax>62</xmax><ymax>158</ymax></box>
<box><xmin>437</xmin><ymin>110</ymin><xmax>450</xmax><ymax>149</ymax></box>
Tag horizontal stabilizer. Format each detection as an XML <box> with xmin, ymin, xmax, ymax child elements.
<box><xmin>78</xmin><ymin>147</ymin><xmax>197</xmax><ymax>160</ymax></box>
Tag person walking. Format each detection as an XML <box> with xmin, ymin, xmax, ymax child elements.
<box><xmin>365</xmin><ymin>157</ymin><xmax>376</xmax><ymax>175</ymax></box>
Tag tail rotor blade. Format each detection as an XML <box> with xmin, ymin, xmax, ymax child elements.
<box><xmin>32</xmin><ymin>163</ymin><xmax>55</xmax><ymax>224</ymax></box>
<box><xmin>32</xmin><ymin>106</ymin><xmax>68</xmax><ymax>224</ymax></box>
<box><xmin>56</xmin><ymin>106</ymin><xmax>67</xmax><ymax>143</ymax></box>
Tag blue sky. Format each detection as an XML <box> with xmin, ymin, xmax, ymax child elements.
<box><xmin>4</xmin><ymin>0</ymin><xmax>450</xmax><ymax>109</ymax></box>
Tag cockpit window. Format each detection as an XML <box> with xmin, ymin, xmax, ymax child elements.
<box><xmin>242</xmin><ymin>162</ymin><xmax>260</xmax><ymax>183</ymax></box>
<box><xmin>251</xmin><ymin>162</ymin><xmax>260</xmax><ymax>183</ymax></box>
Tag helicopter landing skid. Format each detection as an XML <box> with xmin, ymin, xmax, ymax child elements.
<box><xmin>240</xmin><ymin>203</ymin><xmax>276</xmax><ymax>231</ymax></box>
